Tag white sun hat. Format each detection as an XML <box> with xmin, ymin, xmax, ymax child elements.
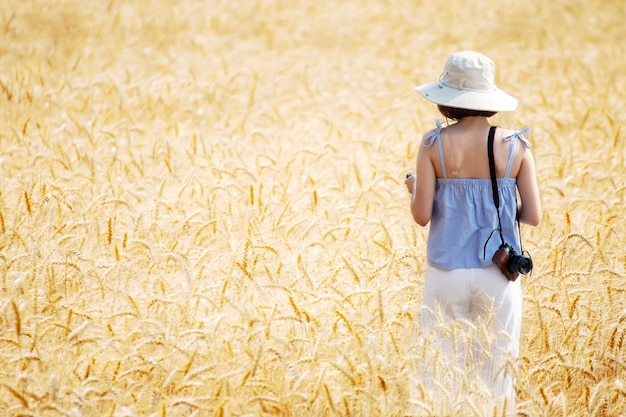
<box><xmin>414</xmin><ymin>51</ymin><xmax>518</xmax><ymax>112</ymax></box>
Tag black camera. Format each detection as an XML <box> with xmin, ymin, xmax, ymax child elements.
<box><xmin>492</xmin><ymin>243</ymin><xmax>533</xmax><ymax>282</ymax></box>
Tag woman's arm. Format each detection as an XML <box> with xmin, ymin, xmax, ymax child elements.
<box><xmin>516</xmin><ymin>149</ymin><xmax>542</xmax><ymax>226</ymax></box>
<box><xmin>405</xmin><ymin>145</ymin><xmax>436</xmax><ymax>227</ymax></box>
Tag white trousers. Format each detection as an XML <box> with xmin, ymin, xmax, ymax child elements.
<box><xmin>408</xmin><ymin>265</ymin><xmax>522</xmax><ymax>416</ymax></box>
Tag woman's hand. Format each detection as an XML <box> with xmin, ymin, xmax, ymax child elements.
<box><xmin>405</xmin><ymin>172</ymin><xmax>415</xmax><ymax>194</ymax></box>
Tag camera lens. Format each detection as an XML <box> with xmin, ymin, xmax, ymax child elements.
<box><xmin>509</xmin><ymin>255</ymin><xmax>532</xmax><ymax>275</ymax></box>
<box><xmin>517</xmin><ymin>257</ymin><xmax>532</xmax><ymax>274</ymax></box>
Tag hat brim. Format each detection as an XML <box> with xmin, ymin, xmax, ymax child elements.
<box><xmin>414</xmin><ymin>82</ymin><xmax>518</xmax><ymax>112</ymax></box>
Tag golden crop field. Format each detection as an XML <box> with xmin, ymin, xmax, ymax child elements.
<box><xmin>0</xmin><ymin>0</ymin><xmax>625</xmax><ymax>416</ymax></box>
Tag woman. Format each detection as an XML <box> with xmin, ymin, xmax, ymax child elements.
<box><xmin>405</xmin><ymin>51</ymin><xmax>541</xmax><ymax>415</ymax></box>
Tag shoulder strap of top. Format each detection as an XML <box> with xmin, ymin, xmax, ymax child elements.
<box><xmin>503</xmin><ymin>128</ymin><xmax>531</xmax><ymax>178</ymax></box>
<box><xmin>421</xmin><ymin>120</ymin><xmax>447</xmax><ymax>179</ymax></box>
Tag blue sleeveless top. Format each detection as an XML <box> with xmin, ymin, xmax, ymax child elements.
<box><xmin>423</xmin><ymin>121</ymin><xmax>531</xmax><ymax>270</ymax></box>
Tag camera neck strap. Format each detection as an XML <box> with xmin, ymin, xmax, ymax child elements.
<box><xmin>484</xmin><ymin>126</ymin><xmax>528</xmax><ymax>263</ymax></box>
<box><xmin>487</xmin><ymin>126</ymin><xmax>505</xmax><ymax>245</ymax></box>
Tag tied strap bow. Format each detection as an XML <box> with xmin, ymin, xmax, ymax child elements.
<box><xmin>421</xmin><ymin>120</ymin><xmax>443</xmax><ymax>147</ymax></box>
<box><xmin>503</xmin><ymin>127</ymin><xmax>531</xmax><ymax>148</ymax></box>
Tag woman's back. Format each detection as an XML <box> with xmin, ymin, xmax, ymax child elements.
<box><xmin>426</xmin><ymin>118</ymin><xmax>523</xmax><ymax>180</ymax></box>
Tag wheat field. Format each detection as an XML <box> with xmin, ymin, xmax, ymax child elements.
<box><xmin>0</xmin><ymin>0</ymin><xmax>625</xmax><ymax>416</ymax></box>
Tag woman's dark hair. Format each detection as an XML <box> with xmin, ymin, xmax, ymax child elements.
<box><xmin>438</xmin><ymin>105</ymin><xmax>497</xmax><ymax>120</ymax></box>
